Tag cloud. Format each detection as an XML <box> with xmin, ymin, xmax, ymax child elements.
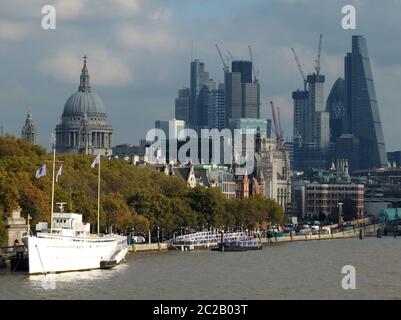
<box><xmin>39</xmin><ymin>48</ymin><xmax>133</xmax><ymax>87</ymax></box>
<box><xmin>116</xmin><ymin>24</ymin><xmax>187</xmax><ymax>51</ymax></box>
<box><xmin>0</xmin><ymin>21</ymin><xmax>29</xmax><ymax>41</ymax></box>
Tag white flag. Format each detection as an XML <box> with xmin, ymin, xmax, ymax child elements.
<box><xmin>91</xmin><ymin>154</ymin><xmax>101</xmax><ymax>168</ymax></box>
<box><xmin>56</xmin><ymin>164</ymin><xmax>63</xmax><ymax>182</ymax></box>
<box><xmin>35</xmin><ymin>164</ymin><xmax>46</xmax><ymax>179</ymax></box>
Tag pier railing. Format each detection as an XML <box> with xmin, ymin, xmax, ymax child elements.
<box><xmin>168</xmin><ymin>231</ymin><xmax>248</xmax><ymax>246</ymax></box>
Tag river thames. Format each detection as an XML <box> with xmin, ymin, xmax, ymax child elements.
<box><xmin>1</xmin><ymin>237</ymin><xmax>401</xmax><ymax>299</ymax></box>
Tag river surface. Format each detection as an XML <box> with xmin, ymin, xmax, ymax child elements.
<box><xmin>1</xmin><ymin>237</ymin><xmax>401</xmax><ymax>299</ymax></box>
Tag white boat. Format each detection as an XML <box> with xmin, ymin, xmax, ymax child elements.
<box><xmin>22</xmin><ymin>206</ymin><xmax>128</xmax><ymax>274</ymax></box>
<box><xmin>22</xmin><ymin>138</ymin><xmax>129</xmax><ymax>274</ymax></box>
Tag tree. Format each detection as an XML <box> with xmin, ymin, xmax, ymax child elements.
<box><xmin>0</xmin><ymin>212</ymin><xmax>7</xmax><ymax>246</ymax></box>
<box><xmin>131</xmin><ymin>214</ymin><xmax>150</xmax><ymax>235</ymax></box>
<box><xmin>102</xmin><ymin>193</ymin><xmax>133</xmax><ymax>233</ymax></box>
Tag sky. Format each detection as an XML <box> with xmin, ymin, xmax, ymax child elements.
<box><xmin>0</xmin><ymin>0</ymin><xmax>400</xmax><ymax>151</ymax></box>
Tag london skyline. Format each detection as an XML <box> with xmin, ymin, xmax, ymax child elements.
<box><xmin>0</xmin><ymin>0</ymin><xmax>400</xmax><ymax>151</ymax></box>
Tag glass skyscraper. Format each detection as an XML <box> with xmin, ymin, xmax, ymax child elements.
<box><xmin>344</xmin><ymin>35</ymin><xmax>387</xmax><ymax>169</ymax></box>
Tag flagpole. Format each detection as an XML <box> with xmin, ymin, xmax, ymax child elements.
<box><xmin>50</xmin><ymin>139</ymin><xmax>56</xmax><ymax>233</ymax></box>
<box><xmin>97</xmin><ymin>156</ymin><xmax>101</xmax><ymax>235</ymax></box>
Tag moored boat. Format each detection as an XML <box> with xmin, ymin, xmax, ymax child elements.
<box><xmin>212</xmin><ymin>236</ymin><xmax>263</xmax><ymax>252</ymax></box>
<box><xmin>22</xmin><ymin>205</ymin><xmax>128</xmax><ymax>274</ymax></box>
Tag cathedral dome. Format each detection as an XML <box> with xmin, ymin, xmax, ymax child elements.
<box><xmin>61</xmin><ymin>56</ymin><xmax>107</xmax><ymax>117</ymax></box>
<box><xmin>62</xmin><ymin>91</ymin><xmax>106</xmax><ymax>117</ymax></box>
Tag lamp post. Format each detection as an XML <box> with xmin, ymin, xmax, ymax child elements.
<box><xmin>180</xmin><ymin>226</ymin><xmax>183</xmax><ymax>237</ymax></box>
<box><xmin>157</xmin><ymin>226</ymin><xmax>160</xmax><ymax>244</ymax></box>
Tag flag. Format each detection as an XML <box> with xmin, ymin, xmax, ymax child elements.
<box><xmin>91</xmin><ymin>154</ymin><xmax>101</xmax><ymax>168</ymax></box>
<box><xmin>56</xmin><ymin>164</ymin><xmax>63</xmax><ymax>182</ymax></box>
<box><xmin>35</xmin><ymin>164</ymin><xmax>46</xmax><ymax>179</ymax></box>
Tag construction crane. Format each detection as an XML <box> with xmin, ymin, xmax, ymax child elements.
<box><xmin>291</xmin><ymin>47</ymin><xmax>307</xmax><ymax>91</ymax></box>
<box><xmin>248</xmin><ymin>45</ymin><xmax>259</xmax><ymax>82</ymax></box>
<box><xmin>315</xmin><ymin>34</ymin><xmax>323</xmax><ymax>75</ymax></box>
<box><xmin>215</xmin><ymin>44</ymin><xmax>229</xmax><ymax>73</ymax></box>
<box><xmin>270</xmin><ymin>101</ymin><xmax>284</xmax><ymax>151</ymax></box>
<box><xmin>227</xmin><ymin>50</ymin><xmax>234</xmax><ymax>61</ymax></box>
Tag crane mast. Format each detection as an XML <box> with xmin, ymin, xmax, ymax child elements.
<box><xmin>315</xmin><ymin>34</ymin><xmax>323</xmax><ymax>75</ymax></box>
<box><xmin>270</xmin><ymin>101</ymin><xmax>284</xmax><ymax>151</ymax></box>
<box><xmin>291</xmin><ymin>47</ymin><xmax>307</xmax><ymax>91</ymax></box>
<box><xmin>215</xmin><ymin>44</ymin><xmax>229</xmax><ymax>73</ymax></box>
<box><xmin>248</xmin><ymin>45</ymin><xmax>259</xmax><ymax>82</ymax></box>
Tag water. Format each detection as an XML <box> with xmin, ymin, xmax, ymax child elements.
<box><xmin>1</xmin><ymin>237</ymin><xmax>401</xmax><ymax>299</ymax></box>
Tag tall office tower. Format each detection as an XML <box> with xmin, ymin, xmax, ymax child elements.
<box><xmin>325</xmin><ymin>78</ymin><xmax>345</xmax><ymax>142</ymax></box>
<box><xmin>224</xmin><ymin>71</ymin><xmax>242</xmax><ymax>127</ymax></box>
<box><xmin>207</xmin><ymin>83</ymin><xmax>225</xmax><ymax>130</ymax></box>
<box><xmin>344</xmin><ymin>35</ymin><xmax>387</xmax><ymax>169</ymax></box>
<box><xmin>190</xmin><ymin>59</ymin><xmax>210</xmax><ymax>129</ymax></box>
<box><xmin>21</xmin><ymin>109</ymin><xmax>37</xmax><ymax>144</ymax></box>
<box><xmin>232</xmin><ymin>60</ymin><xmax>253</xmax><ymax>84</ymax></box>
<box><xmin>175</xmin><ymin>88</ymin><xmax>190</xmax><ymax>124</ymax></box>
<box><xmin>292</xmin><ymin>90</ymin><xmax>309</xmax><ymax>144</ymax></box>
<box><xmin>241</xmin><ymin>82</ymin><xmax>260</xmax><ymax>118</ymax></box>
<box><xmin>307</xmin><ymin>74</ymin><xmax>330</xmax><ymax>148</ymax></box>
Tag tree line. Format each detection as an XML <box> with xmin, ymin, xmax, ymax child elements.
<box><xmin>0</xmin><ymin>136</ymin><xmax>284</xmax><ymax>243</ymax></box>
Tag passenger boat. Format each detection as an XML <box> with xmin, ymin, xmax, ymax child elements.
<box><xmin>22</xmin><ymin>204</ymin><xmax>128</xmax><ymax>274</ymax></box>
<box><xmin>212</xmin><ymin>236</ymin><xmax>263</xmax><ymax>252</ymax></box>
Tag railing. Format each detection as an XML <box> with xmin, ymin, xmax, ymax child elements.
<box><xmin>168</xmin><ymin>231</ymin><xmax>249</xmax><ymax>246</ymax></box>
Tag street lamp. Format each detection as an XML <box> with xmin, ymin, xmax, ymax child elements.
<box><xmin>157</xmin><ymin>226</ymin><xmax>160</xmax><ymax>244</ymax></box>
<box><xmin>180</xmin><ymin>226</ymin><xmax>183</xmax><ymax>237</ymax></box>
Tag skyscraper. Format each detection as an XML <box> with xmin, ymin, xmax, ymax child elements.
<box><xmin>21</xmin><ymin>109</ymin><xmax>37</xmax><ymax>144</ymax></box>
<box><xmin>292</xmin><ymin>89</ymin><xmax>309</xmax><ymax>144</ymax></box>
<box><xmin>307</xmin><ymin>74</ymin><xmax>330</xmax><ymax>148</ymax></box>
<box><xmin>225</xmin><ymin>61</ymin><xmax>260</xmax><ymax>127</ymax></box>
<box><xmin>175</xmin><ymin>88</ymin><xmax>190</xmax><ymax>124</ymax></box>
<box><xmin>207</xmin><ymin>83</ymin><xmax>225</xmax><ymax>130</ymax></box>
<box><xmin>232</xmin><ymin>60</ymin><xmax>253</xmax><ymax>84</ymax></box>
<box><xmin>326</xmin><ymin>78</ymin><xmax>345</xmax><ymax>143</ymax></box>
<box><xmin>190</xmin><ymin>59</ymin><xmax>210</xmax><ymax>130</ymax></box>
<box><xmin>224</xmin><ymin>71</ymin><xmax>242</xmax><ymax>127</ymax></box>
<box><xmin>344</xmin><ymin>35</ymin><xmax>387</xmax><ymax>169</ymax></box>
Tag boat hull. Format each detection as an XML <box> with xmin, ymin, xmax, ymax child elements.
<box><xmin>24</xmin><ymin>234</ymin><xmax>128</xmax><ymax>274</ymax></box>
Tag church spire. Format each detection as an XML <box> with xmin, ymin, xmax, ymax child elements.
<box><xmin>22</xmin><ymin>107</ymin><xmax>37</xmax><ymax>144</ymax></box>
<box><xmin>78</xmin><ymin>55</ymin><xmax>91</xmax><ymax>93</ymax></box>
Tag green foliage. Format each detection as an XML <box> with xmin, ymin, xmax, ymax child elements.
<box><xmin>0</xmin><ymin>212</ymin><xmax>7</xmax><ymax>245</ymax></box>
<box><xmin>0</xmin><ymin>136</ymin><xmax>285</xmax><ymax>237</ymax></box>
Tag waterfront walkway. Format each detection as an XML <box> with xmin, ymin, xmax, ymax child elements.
<box><xmin>128</xmin><ymin>223</ymin><xmax>384</xmax><ymax>253</ymax></box>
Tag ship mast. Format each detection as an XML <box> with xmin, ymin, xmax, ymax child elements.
<box><xmin>50</xmin><ymin>134</ymin><xmax>56</xmax><ymax>233</ymax></box>
<box><xmin>97</xmin><ymin>156</ymin><xmax>100</xmax><ymax>235</ymax></box>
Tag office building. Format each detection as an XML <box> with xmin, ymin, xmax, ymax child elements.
<box><xmin>175</xmin><ymin>88</ymin><xmax>190</xmax><ymax>124</ymax></box>
<box><xmin>344</xmin><ymin>35</ymin><xmax>387</xmax><ymax>169</ymax></box>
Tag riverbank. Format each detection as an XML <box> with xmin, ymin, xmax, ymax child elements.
<box><xmin>128</xmin><ymin>223</ymin><xmax>384</xmax><ymax>253</ymax></box>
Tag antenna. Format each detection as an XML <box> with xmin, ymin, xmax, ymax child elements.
<box><xmin>315</xmin><ymin>34</ymin><xmax>323</xmax><ymax>75</ymax></box>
